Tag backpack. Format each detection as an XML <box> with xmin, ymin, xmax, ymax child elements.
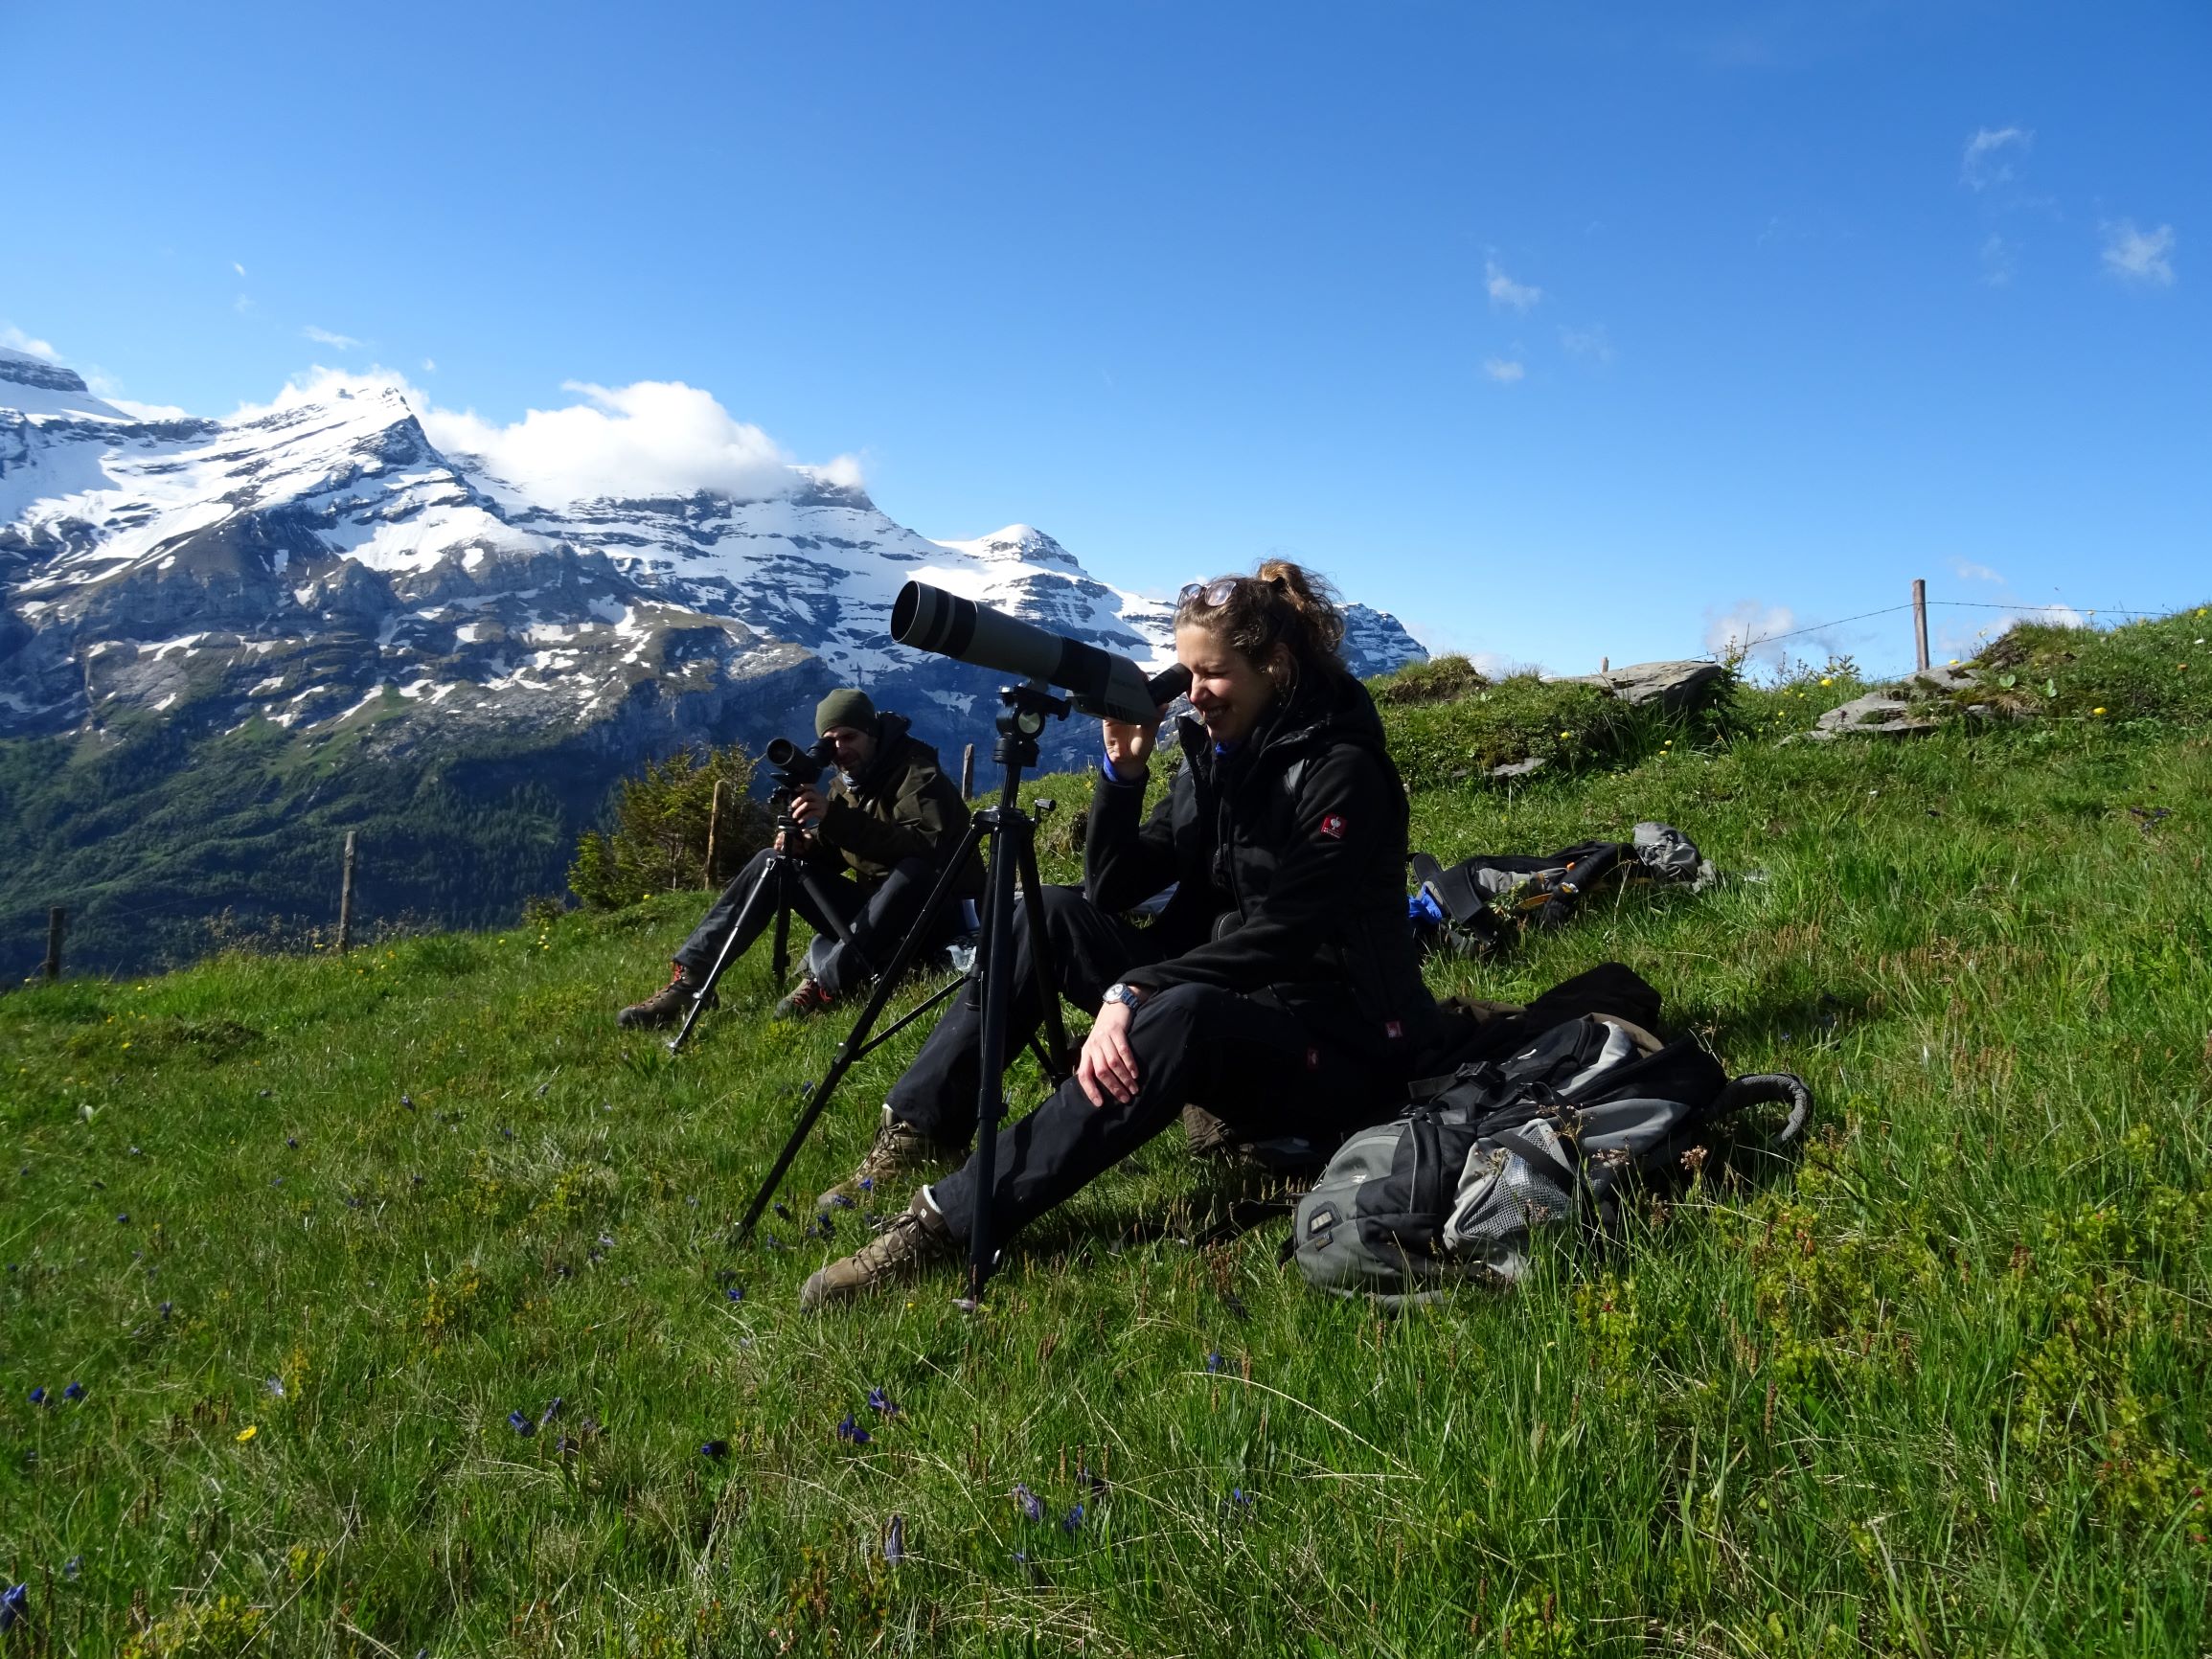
<box><xmin>1291</xmin><ymin>1014</ymin><xmax>1812</xmax><ymax>1305</ymax></box>
<box><xmin>1409</xmin><ymin>822</ymin><xmax>1717</xmax><ymax>959</ymax></box>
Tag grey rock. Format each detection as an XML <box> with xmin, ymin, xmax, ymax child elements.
<box><xmin>1490</xmin><ymin>757</ymin><xmax>1547</xmax><ymax>780</ymax></box>
<box><xmin>1809</xmin><ymin>693</ymin><xmax>1941</xmax><ymax>739</ymax></box>
<box><xmin>1566</xmin><ymin>660</ymin><xmax>1731</xmax><ymax>712</ymax></box>
<box><xmin>1905</xmin><ymin>663</ymin><xmax>1978</xmax><ymax>694</ymax></box>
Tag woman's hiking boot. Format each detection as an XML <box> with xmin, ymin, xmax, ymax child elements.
<box><xmin>800</xmin><ymin>1190</ymin><xmax>958</xmax><ymax>1309</ymax></box>
<box><xmin>772</xmin><ymin>976</ymin><xmax>838</xmax><ymax>1021</ymax></box>
<box><xmin>815</xmin><ymin>1107</ymin><xmax>964</xmax><ymax>1214</ymax></box>
<box><xmin>618</xmin><ymin>963</ymin><xmax>714</xmax><ymax>1030</ymax></box>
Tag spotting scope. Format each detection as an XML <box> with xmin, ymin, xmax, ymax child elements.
<box><xmin>891</xmin><ymin>581</ymin><xmax>1191</xmax><ymax>723</ymax></box>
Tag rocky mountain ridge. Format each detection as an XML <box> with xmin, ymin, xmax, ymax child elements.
<box><xmin>0</xmin><ymin>350</ymin><xmax>1422</xmax><ymax>767</ymax></box>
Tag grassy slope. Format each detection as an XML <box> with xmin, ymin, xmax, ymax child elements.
<box><xmin>2</xmin><ymin>610</ymin><xmax>2209</xmax><ymax>1656</ymax></box>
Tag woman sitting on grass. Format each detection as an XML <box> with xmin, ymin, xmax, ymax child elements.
<box><xmin>802</xmin><ymin>560</ymin><xmax>1438</xmax><ymax>1307</ymax></box>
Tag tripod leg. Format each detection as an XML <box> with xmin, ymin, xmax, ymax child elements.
<box><xmin>771</xmin><ymin>881</ymin><xmax>792</xmax><ymax>985</ymax></box>
<box><xmin>670</xmin><ymin>855</ymin><xmax>789</xmax><ymax>1055</ymax></box>
<box><xmin>1012</xmin><ymin>826</ymin><xmax>1074</xmax><ymax>1082</ymax></box>
<box><xmin>964</xmin><ymin>807</ymin><xmax>1023</xmax><ymax>1300</ymax></box>
<box><xmin>793</xmin><ymin>864</ymin><xmax>878</xmax><ymax>983</ymax></box>
<box><xmin>739</xmin><ymin>819</ymin><xmax>992</xmax><ymax>1238</ymax></box>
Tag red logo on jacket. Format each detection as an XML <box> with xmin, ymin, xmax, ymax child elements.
<box><xmin>1318</xmin><ymin>813</ymin><xmax>1346</xmax><ymax>840</ymax></box>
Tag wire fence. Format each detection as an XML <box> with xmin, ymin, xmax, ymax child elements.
<box><xmin>1737</xmin><ymin>598</ymin><xmax>2190</xmax><ymax>654</ymax></box>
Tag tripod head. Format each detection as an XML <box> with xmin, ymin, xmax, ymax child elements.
<box><xmin>992</xmin><ymin>681</ymin><xmax>1070</xmax><ymax>771</ymax></box>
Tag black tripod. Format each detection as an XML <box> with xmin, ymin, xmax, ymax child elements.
<box><xmin>738</xmin><ymin>681</ymin><xmax>1076</xmax><ymax>1302</ymax></box>
<box><xmin>667</xmin><ymin>798</ymin><xmax>878</xmax><ymax>1056</ymax></box>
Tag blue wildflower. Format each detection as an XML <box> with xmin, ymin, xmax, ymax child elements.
<box><xmin>265</xmin><ymin>1377</ymin><xmax>285</xmax><ymax>1398</ymax></box>
<box><xmin>158</xmin><ymin>1301</ymin><xmax>172</xmax><ymax>1318</ymax></box>
<box><xmin>1205</xmin><ymin>1351</ymin><xmax>1225</xmax><ymax>1373</ymax></box>
<box><xmin>116</xmin><ymin>1214</ymin><xmax>128</xmax><ymax>1224</ymax></box>
<box><xmin>0</xmin><ymin>1583</ymin><xmax>26</xmax><ymax>1632</ymax></box>
<box><xmin>27</xmin><ymin>1386</ymin><xmax>46</xmax><ymax>1407</ymax></box>
<box><xmin>63</xmin><ymin>1381</ymin><xmax>84</xmax><ymax>1402</ymax></box>
<box><xmin>773</xmin><ymin>1201</ymin><xmax>792</xmax><ymax>1220</ymax></box>
<box><xmin>1229</xmin><ymin>1487</ymin><xmax>1255</xmax><ymax>1511</ymax></box>
<box><xmin>867</xmin><ymin>1387</ymin><xmax>898</xmax><ymax>1417</ymax></box>
<box><xmin>830</xmin><ymin>1193</ymin><xmax>855</xmax><ymax>1210</ymax></box>
<box><xmin>1061</xmin><ymin>1503</ymin><xmax>1085</xmax><ymax>1534</ymax></box>
<box><xmin>63</xmin><ymin>1556</ymin><xmax>81</xmax><ymax>1579</ymax></box>
<box><xmin>401</xmin><ymin>1093</ymin><xmax>415</xmax><ymax>1109</ymax></box>
<box><xmin>1013</xmin><ymin>1483</ymin><xmax>1043</xmax><ymax>1523</ymax></box>
<box><xmin>884</xmin><ymin>1513</ymin><xmax>905</xmax><ymax>1564</ymax></box>
<box><xmin>128</xmin><ymin>1146</ymin><xmax>142</xmax><ymax>1157</ymax></box>
<box><xmin>836</xmin><ymin>1413</ymin><xmax>871</xmax><ymax>1445</ymax></box>
<box><xmin>538</xmin><ymin>1398</ymin><xmax>563</xmax><ymax>1427</ymax></box>
<box><xmin>857</xmin><ymin>1176</ymin><xmax>874</xmax><ymax>1193</ymax></box>
<box><xmin>508</xmin><ymin>1411</ymin><xmax>535</xmax><ymax>1436</ymax></box>
<box><xmin>286</xmin><ymin>1137</ymin><xmax>299</xmax><ymax>1148</ymax></box>
<box><xmin>701</xmin><ymin>1439</ymin><xmax>730</xmax><ymax>1459</ymax></box>
<box><xmin>502</xmin><ymin>1126</ymin><xmax>514</xmax><ymax>1141</ymax></box>
<box><xmin>536</xmin><ymin>1082</ymin><xmax>550</xmax><ymax>1098</ymax></box>
<box><xmin>725</xmin><ymin>1286</ymin><xmax>744</xmax><ymax>1303</ymax></box>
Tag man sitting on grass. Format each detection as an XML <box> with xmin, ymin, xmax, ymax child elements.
<box><xmin>617</xmin><ymin>689</ymin><xmax>983</xmax><ymax>1028</ymax></box>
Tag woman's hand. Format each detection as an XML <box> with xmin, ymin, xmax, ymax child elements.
<box><xmin>1077</xmin><ymin>998</ymin><xmax>1140</xmax><ymax>1105</ymax></box>
<box><xmin>1101</xmin><ymin>716</ymin><xmax>1155</xmax><ymax>783</ymax></box>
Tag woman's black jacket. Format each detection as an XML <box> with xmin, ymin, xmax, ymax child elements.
<box><xmin>1083</xmin><ymin>670</ymin><xmax>1439</xmax><ymax>1071</ymax></box>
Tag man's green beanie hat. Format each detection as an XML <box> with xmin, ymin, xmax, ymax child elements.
<box><xmin>815</xmin><ymin>688</ymin><xmax>878</xmax><ymax>738</ymax></box>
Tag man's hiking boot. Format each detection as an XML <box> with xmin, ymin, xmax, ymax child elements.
<box><xmin>772</xmin><ymin>976</ymin><xmax>838</xmax><ymax>1022</ymax></box>
<box><xmin>815</xmin><ymin>1107</ymin><xmax>963</xmax><ymax>1214</ymax></box>
<box><xmin>800</xmin><ymin>1190</ymin><xmax>958</xmax><ymax>1309</ymax></box>
<box><xmin>618</xmin><ymin>964</ymin><xmax>714</xmax><ymax>1030</ymax></box>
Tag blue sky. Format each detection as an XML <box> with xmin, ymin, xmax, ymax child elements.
<box><xmin>5</xmin><ymin>1</ymin><xmax>2205</xmax><ymax>674</ymax></box>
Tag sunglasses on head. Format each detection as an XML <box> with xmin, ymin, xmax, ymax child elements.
<box><xmin>1177</xmin><ymin>575</ymin><xmax>1287</xmax><ymax>609</ymax></box>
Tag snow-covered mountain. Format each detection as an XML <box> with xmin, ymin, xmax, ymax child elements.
<box><xmin>0</xmin><ymin>350</ymin><xmax>1423</xmax><ymax>761</ymax></box>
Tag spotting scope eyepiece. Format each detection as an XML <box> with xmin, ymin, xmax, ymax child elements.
<box><xmin>891</xmin><ymin>581</ymin><xmax>1191</xmax><ymax>724</ymax></box>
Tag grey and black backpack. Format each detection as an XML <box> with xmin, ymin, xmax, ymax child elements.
<box><xmin>1292</xmin><ymin>1014</ymin><xmax>1812</xmax><ymax>1305</ymax></box>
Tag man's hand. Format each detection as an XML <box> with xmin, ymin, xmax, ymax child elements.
<box><xmin>788</xmin><ymin>785</ymin><xmax>829</xmax><ymax>830</ymax></box>
<box><xmin>1076</xmin><ymin>997</ymin><xmax>1140</xmax><ymax>1106</ymax></box>
<box><xmin>1102</xmin><ymin>715</ymin><xmax>1158</xmax><ymax>783</ymax></box>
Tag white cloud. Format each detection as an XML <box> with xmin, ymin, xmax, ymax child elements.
<box><xmin>1485</xmin><ymin>258</ymin><xmax>1542</xmax><ymax>311</ymax></box>
<box><xmin>232</xmin><ymin>261</ymin><xmax>247</xmax><ymax>277</ymax></box>
<box><xmin>1704</xmin><ymin>600</ymin><xmax>1798</xmax><ymax>670</ymax></box>
<box><xmin>2</xmin><ymin>325</ymin><xmax>60</xmax><ymax>360</ymax></box>
<box><xmin>303</xmin><ymin>325</ymin><xmax>364</xmax><ymax>350</ymax></box>
<box><xmin>1559</xmin><ymin>323</ymin><xmax>1613</xmax><ymax>363</ymax></box>
<box><xmin>1950</xmin><ymin>558</ymin><xmax>2005</xmax><ymax>585</ymax></box>
<box><xmin>413</xmin><ymin>375</ymin><xmax>863</xmax><ymax>504</ymax></box>
<box><xmin>1961</xmin><ymin>126</ymin><xmax>2031</xmax><ymax>191</ymax></box>
<box><xmin>422</xmin><ymin>358</ymin><xmax>437</xmax><ymax>373</ymax></box>
<box><xmin>2102</xmin><ymin>219</ymin><xmax>2176</xmax><ymax>286</ymax></box>
<box><xmin>234</xmin><ymin>294</ymin><xmax>254</xmax><ymax>314</ymax></box>
<box><xmin>1482</xmin><ymin>358</ymin><xmax>1526</xmax><ymax>383</ymax></box>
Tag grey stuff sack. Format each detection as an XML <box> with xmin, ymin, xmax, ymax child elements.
<box><xmin>1292</xmin><ymin>1014</ymin><xmax>1811</xmax><ymax>1306</ymax></box>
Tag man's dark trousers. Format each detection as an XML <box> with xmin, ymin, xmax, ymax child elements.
<box><xmin>674</xmin><ymin>850</ymin><xmax>942</xmax><ymax>996</ymax></box>
<box><xmin>888</xmin><ymin>884</ymin><xmax>1396</xmax><ymax>1243</ymax></box>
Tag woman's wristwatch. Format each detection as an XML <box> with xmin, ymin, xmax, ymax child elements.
<box><xmin>1101</xmin><ymin>982</ymin><xmax>1147</xmax><ymax>1012</ymax></box>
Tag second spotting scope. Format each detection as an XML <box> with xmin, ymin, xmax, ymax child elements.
<box><xmin>892</xmin><ymin>581</ymin><xmax>1190</xmax><ymax>723</ymax></box>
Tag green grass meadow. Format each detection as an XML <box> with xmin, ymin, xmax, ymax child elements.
<box><xmin>4</xmin><ymin>611</ymin><xmax>2210</xmax><ymax>1655</ymax></box>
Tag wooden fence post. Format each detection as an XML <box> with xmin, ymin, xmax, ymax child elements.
<box><xmin>1912</xmin><ymin>579</ymin><xmax>1930</xmax><ymax>672</ymax></box>
<box><xmin>961</xmin><ymin>743</ymin><xmax>975</xmax><ymax>801</ymax></box>
<box><xmin>338</xmin><ymin>832</ymin><xmax>357</xmax><ymax>955</ymax></box>
<box><xmin>704</xmin><ymin>778</ymin><xmax>728</xmax><ymax>885</ymax></box>
<box><xmin>43</xmin><ymin>907</ymin><xmax>65</xmax><ymax>982</ymax></box>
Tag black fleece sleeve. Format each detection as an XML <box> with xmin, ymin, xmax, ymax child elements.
<box><xmin>1123</xmin><ymin>745</ymin><xmax>1393</xmax><ymax>996</ymax></box>
<box><xmin>1083</xmin><ymin>764</ymin><xmax>1183</xmax><ymax>913</ymax></box>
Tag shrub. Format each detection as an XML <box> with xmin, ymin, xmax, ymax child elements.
<box><xmin>566</xmin><ymin>743</ymin><xmax>771</xmax><ymax>911</ymax></box>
